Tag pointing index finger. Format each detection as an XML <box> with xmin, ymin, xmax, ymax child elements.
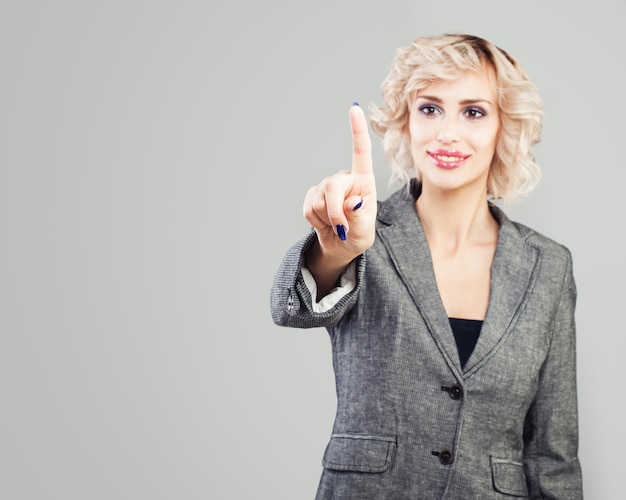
<box><xmin>349</xmin><ymin>104</ymin><xmax>373</xmax><ymax>176</ymax></box>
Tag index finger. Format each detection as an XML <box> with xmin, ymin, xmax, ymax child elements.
<box><xmin>349</xmin><ymin>104</ymin><xmax>373</xmax><ymax>175</ymax></box>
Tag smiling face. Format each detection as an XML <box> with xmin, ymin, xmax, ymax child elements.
<box><xmin>408</xmin><ymin>66</ymin><xmax>501</xmax><ymax>195</ymax></box>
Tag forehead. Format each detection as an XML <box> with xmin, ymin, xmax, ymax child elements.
<box><xmin>414</xmin><ymin>66</ymin><xmax>497</xmax><ymax>104</ymax></box>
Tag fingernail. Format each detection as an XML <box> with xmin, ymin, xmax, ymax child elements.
<box><xmin>352</xmin><ymin>101</ymin><xmax>360</xmax><ymax>107</ymax></box>
<box><xmin>353</xmin><ymin>199</ymin><xmax>363</xmax><ymax>211</ymax></box>
<box><xmin>336</xmin><ymin>224</ymin><xmax>347</xmax><ymax>241</ymax></box>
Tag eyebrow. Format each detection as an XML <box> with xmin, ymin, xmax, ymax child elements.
<box><xmin>415</xmin><ymin>95</ymin><xmax>494</xmax><ymax>107</ymax></box>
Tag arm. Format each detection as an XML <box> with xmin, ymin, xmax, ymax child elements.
<box><xmin>301</xmin><ymin>104</ymin><xmax>376</xmax><ymax>298</ymax></box>
<box><xmin>304</xmin><ymin>238</ymin><xmax>357</xmax><ymax>300</ymax></box>
<box><xmin>270</xmin><ymin>104</ymin><xmax>376</xmax><ymax>328</ymax></box>
<box><xmin>270</xmin><ymin>231</ymin><xmax>366</xmax><ymax>329</ymax></box>
<box><xmin>523</xmin><ymin>249</ymin><xmax>583</xmax><ymax>499</ymax></box>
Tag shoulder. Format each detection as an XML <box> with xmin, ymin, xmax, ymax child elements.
<box><xmin>510</xmin><ymin>216</ymin><xmax>571</xmax><ymax>261</ymax></box>
<box><xmin>492</xmin><ymin>205</ymin><xmax>574</xmax><ymax>277</ymax></box>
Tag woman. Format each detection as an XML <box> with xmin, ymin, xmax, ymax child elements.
<box><xmin>270</xmin><ymin>33</ymin><xmax>582</xmax><ymax>499</ymax></box>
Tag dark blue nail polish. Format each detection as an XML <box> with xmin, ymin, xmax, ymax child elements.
<box><xmin>353</xmin><ymin>199</ymin><xmax>363</xmax><ymax>211</ymax></box>
<box><xmin>352</xmin><ymin>101</ymin><xmax>360</xmax><ymax>107</ymax></box>
<box><xmin>336</xmin><ymin>225</ymin><xmax>347</xmax><ymax>241</ymax></box>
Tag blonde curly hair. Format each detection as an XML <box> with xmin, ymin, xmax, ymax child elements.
<box><xmin>369</xmin><ymin>33</ymin><xmax>543</xmax><ymax>202</ymax></box>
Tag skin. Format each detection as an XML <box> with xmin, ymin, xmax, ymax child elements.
<box><xmin>303</xmin><ymin>105</ymin><xmax>376</xmax><ymax>299</ymax></box>
<box><xmin>304</xmin><ymin>66</ymin><xmax>500</xmax><ymax>319</ymax></box>
<box><xmin>409</xmin><ymin>68</ymin><xmax>500</xmax><ymax>197</ymax></box>
<box><xmin>411</xmin><ymin>67</ymin><xmax>501</xmax><ymax>319</ymax></box>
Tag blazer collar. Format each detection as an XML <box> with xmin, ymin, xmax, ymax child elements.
<box><xmin>376</xmin><ymin>183</ymin><xmax>540</xmax><ymax>377</ymax></box>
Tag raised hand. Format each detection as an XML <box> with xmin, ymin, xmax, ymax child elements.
<box><xmin>303</xmin><ymin>104</ymin><xmax>377</xmax><ymax>297</ymax></box>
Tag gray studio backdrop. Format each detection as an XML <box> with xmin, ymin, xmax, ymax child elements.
<box><xmin>1</xmin><ymin>1</ymin><xmax>624</xmax><ymax>499</ymax></box>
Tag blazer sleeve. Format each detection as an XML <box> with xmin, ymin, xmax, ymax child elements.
<box><xmin>270</xmin><ymin>231</ymin><xmax>365</xmax><ymax>329</ymax></box>
<box><xmin>523</xmin><ymin>248</ymin><xmax>583</xmax><ymax>499</ymax></box>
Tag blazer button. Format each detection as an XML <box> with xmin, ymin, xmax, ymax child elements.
<box><xmin>441</xmin><ymin>384</ymin><xmax>464</xmax><ymax>400</ymax></box>
<box><xmin>432</xmin><ymin>449</ymin><xmax>455</xmax><ymax>465</ymax></box>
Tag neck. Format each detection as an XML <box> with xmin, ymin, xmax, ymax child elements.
<box><xmin>415</xmin><ymin>184</ymin><xmax>498</xmax><ymax>250</ymax></box>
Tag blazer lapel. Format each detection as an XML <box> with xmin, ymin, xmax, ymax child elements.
<box><xmin>376</xmin><ymin>189</ymin><xmax>463</xmax><ymax>377</ymax></box>
<box><xmin>376</xmin><ymin>188</ymin><xmax>541</xmax><ymax>378</ymax></box>
<box><xmin>463</xmin><ymin>205</ymin><xmax>540</xmax><ymax>375</ymax></box>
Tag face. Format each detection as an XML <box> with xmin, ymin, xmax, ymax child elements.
<box><xmin>408</xmin><ymin>66</ymin><xmax>500</xmax><ymax>195</ymax></box>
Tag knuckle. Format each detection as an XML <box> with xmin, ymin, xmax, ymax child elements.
<box><xmin>311</xmin><ymin>196</ymin><xmax>327</xmax><ymax>214</ymax></box>
<box><xmin>324</xmin><ymin>174</ymin><xmax>347</xmax><ymax>193</ymax></box>
<box><xmin>303</xmin><ymin>202</ymin><xmax>313</xmax><ymax>219</ymax></box>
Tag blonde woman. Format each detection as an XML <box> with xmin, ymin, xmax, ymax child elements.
<box><xmin>271</xmin><ymin>33</ymin><xmax>582</xmax><ymax>499</ymax></box>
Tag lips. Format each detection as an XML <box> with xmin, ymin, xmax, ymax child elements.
<box><xmin>428</xmin><ymin>149</ymin><xmax>470</xmax><ymax>169</ymax></box>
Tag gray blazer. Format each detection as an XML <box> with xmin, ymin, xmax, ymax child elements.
<box><xmin>271</xmin><ymin>186</ymin><xmax>582</xmax><ymax>499</ymax></box>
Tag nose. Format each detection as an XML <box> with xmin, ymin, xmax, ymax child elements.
<box><xmin>437</xmin><ymin>117</ymin><xmax>459</xmax><ymax>143</ymax></box>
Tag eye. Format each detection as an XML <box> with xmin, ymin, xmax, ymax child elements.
<box><xmin>464</xmin><ymin>107</ymin><xmax>486</xmax><ymax>119</ymax></box>
<box><xmin>418</xmin><ymin>104</ymin><xmax>441</xmax><ymax>117</ymax></box>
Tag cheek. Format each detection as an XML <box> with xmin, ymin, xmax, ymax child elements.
<box><xmin>470</xmin><ymin>126</ymin><xmax>499</xmax><ymax>153</ymax></box>
<box><xmin>409</xmin><ymin>121</ymin><xmax>434</xmax><ymax>147</ymax></box>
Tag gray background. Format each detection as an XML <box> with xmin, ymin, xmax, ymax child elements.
<box><xmin>1</xmin><ymin>0</ymin><xmax>624</xmax><ymax>498</ymax></box>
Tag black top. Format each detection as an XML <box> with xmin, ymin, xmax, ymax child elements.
<box><xmin>449</xmin><ymin>318</ymin><xmax>483</xmax><ymax>368</ymax></box>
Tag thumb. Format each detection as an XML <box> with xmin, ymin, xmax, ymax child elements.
<box><xmin>344</xmin><ymin>195</ymin><xmax>365</xmax><ymax>216</ymax></box>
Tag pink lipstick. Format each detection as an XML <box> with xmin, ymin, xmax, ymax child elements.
<box><xmin>428</xmin><ymin>149</ymin><xmax>470</xmax><ymax>169</ymax></box>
